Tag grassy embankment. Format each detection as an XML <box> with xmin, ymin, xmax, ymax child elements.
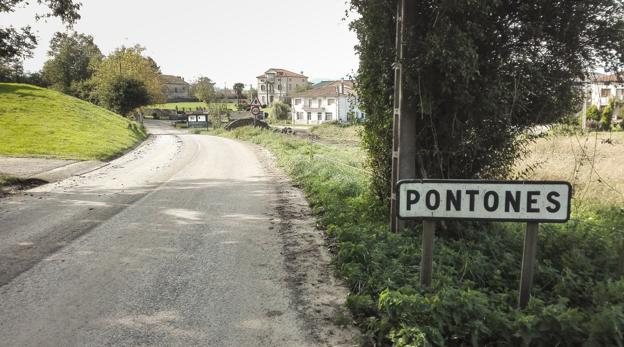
<box><xmin>0</xmin><ymin>83</ymin><xmax>146</xmax><ymax>160</ymax></box>
<box><xmin>209</xmin><ymin>124</ymin><xmax>624</xmax><ymax>346</ymax></box>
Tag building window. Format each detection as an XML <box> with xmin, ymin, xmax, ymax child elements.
<box><xmin>277</xmin><ymin>84</ymin><xmax>282</xmax><ymax>91</ymax></box>
<box><xmin>174</xmin><ymin>87</ymin><xmax>178</xmax><ymax>93</ymax></box>
<box><xmin>307</xmin><ymin>112</ymin><xmax>312</xmax><ymax>120</ymax></box>
<box><xmin>296</xmin><ymin>112</ymin><xmax>302</xmax><ymax>120</ymax></box>
<box><xmin>289</xmin><ymin>84</ymin><xmax>292</xmax><ymax>90</ymax></box>
<box><xmin>325</xmin><ymin>112</ymin><xmax>332</xmax><ymax>120</ymax></box>
<box><xmin>317</xmin><ymin>99</ymin><xmax>322</xmax><ymax>107</ymax></box>
<box><xmin>294</xmin><ymin>99</ymin><xmax>301</xmax><ymax>105</ymax></box>
<box><xmin>262</xmin><ymin>96</ymin><xmax>266</xmax><ymax>104</ymax></box>
<box><xmin>317</xmin><ymin>112</ymin><xmax>322</xmax><ymax>120</ymax></box>
<box><xmin>601</xmin><ymin>88</ymin><xmax>611</xmax><ymax>97</ymax></box>
<box><xmin>327</xmin><ymin>98</ymin><xmax>335</xmax><ymax>105</ymax></box>
<box><xmin>261</xmin><ymin>85</ymin><xmax>266</xmax><ymax>91</ymax></box>
<box><xmin>308</xmin><ymin>99</ymin><xmax>313</xmax><ymax>107</ymax></box>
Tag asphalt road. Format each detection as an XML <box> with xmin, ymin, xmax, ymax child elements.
<box><xmin>0</xmin><ymin>121</ymin><xmax>354</xmax><ymax>346</ymax></box>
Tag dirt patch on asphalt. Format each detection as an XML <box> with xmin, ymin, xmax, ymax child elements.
<box><xmin>252</xmin><ymin>145</ymin><xmax>360</xmax><ymax>347</ymax></box>
<box><xmin>0</xmin><ymin>177</ymin><xmax>48</xmax><ymax>198</ymax></box>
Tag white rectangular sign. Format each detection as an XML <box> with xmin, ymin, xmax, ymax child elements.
<box><xmin>398</xmin><ymin>180</ymin><xmax>571</xmax><ymax>222</ymax></box>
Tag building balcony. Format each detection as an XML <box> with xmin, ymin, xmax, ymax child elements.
<box><xmin>303</xmin><ymin>107</ymin><xmax>325</xmax><ymax>113</ymax></box>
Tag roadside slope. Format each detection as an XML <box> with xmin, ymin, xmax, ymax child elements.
<box><xmin>0</xmin><ymin>83</ymin><xmax>146</xmax><ymax>160</ymax></box>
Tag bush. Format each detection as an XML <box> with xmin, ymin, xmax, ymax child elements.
<box><xmin>269</xmin><ymin>101</ymin><xmax>291</xmax><ymax>120</ymax></box>
<box><xmin>600</xmin><ymin>105</ymin><xmax>613</xmax><ymax>130</ymax></box>
<box><xmin>95</xmin><ymin>76</ymin><xmax>151</xmax><ymax>115</ymax></box>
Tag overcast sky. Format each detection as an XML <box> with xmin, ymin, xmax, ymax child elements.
<box><xmin>3</xmin><ymin>0</ymin><xmax>360</xmax><ymax>87</ymax></box>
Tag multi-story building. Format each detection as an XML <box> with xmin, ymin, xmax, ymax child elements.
<box><xmin>290</xmin><ymin>80</ymin><xmax>364</xmax><ymax>125</ymax></box>
<box><xmin>161</xmin><ymin>75</ymin><xmax>193</xmax><ymax>102</ymax></box>
<box><xmin>256</xmin><ymin>68</ymin><xmax>309</xmax><ymax>106</ymax></box>
<box><xmin>588</xmin><ymin>73</ymin><xmax>624</xmax><ymax>109</ymax></box>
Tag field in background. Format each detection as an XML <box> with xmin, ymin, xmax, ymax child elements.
<box><xmin>0</xmin><ymin>83</ymin><xmax>146</xmax><ymax>160</ymax></box>
<box><xmin>518</xmin><ymin>130</ymin><xmax>624</xmax><ymax>205</ymax></box>
<box><xmin>147</xmin><ymin>102</ymin><xmax>237</xmax><ymax>111</ymax></box>
<box><xmin>296</xmin><ymin>123</ymin><xmax>623</xmax><ymax>204</ymax></box>
<box><xmin>310</xmin><ymin>122</ymin><xmax>363</xmax><ymax>145</ymax></box>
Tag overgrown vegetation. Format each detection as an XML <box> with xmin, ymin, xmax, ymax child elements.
<box><xmin>96</xmin><ymin>76</ymin><xmax>150</xmax><ymax>115</ymax></box>
<box><xmin>268</xmin><ymin>101</ymin><xmax>291</xmax><ymax>121</ymax></box>
<box><xmin>0</xmin><ymin>83</ymin><xmax>146</xmax><ymax>160</ymax></box>
<box><xmin>210</xmin><ymin>127</ymin><xmax>624</xmax><ymax>346</ymax></box>
<box><xmin>350</xmin><ymin>0</ymin><xmax>624</xmax><ymax>204</ymax></box>
<box><xmin>310</xmin><ymin>122</ymin><xmax>363</xmax><ymax>145</ymax></box>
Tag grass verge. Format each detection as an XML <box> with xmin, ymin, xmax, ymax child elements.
<box><xmin>0</xmin><ymin>83</ymin><xmax>146</xmax><ymax>160</ymax></box>
<box><xmin>210</xmin><ymin>127</ymin><xmax>624</xmax><ymax>346</ymax></box>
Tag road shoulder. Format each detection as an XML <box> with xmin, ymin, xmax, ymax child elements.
<box><xmin>252</xmin><ymin>143</ymin><xmax>360</xmax><ymax>346</ymax></box>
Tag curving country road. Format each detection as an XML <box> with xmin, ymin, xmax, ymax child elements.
<box><xmin>0</xmin><ymin>121</ymin><xmax>355</xmax><ymax>346</ymax></box>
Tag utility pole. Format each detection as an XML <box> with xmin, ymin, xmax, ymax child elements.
<box><xmin>390</xmin><ymin>0</ymin><xmax>417</xmax><ymax>232</ymax></box>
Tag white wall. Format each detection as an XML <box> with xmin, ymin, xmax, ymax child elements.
<box><xmin>590</xmin><ymin>82</ymin><xmax>624</xmax><ymax>109</ymax></box>
<box><xmin>291</xmin><ymin>94</ymin><xmax>362</xmax><ymax>125</ymax></box>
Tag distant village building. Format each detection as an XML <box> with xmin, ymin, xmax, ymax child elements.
<box><xmin>290</xmin><ymin>80</ymin><xmax>364</xmax><ymax>125</ymax></box>
<box><xmin>256</xmin><ymin>68</ymin><xmax>309</xmax><ymax>106</ymax></box>
<box><xmin>161</xmin><ymin>75</ymin><xmax>193</xmax><ymax>102</ymax></box>
<box><xmin>579</xmin><ymin>73</ymin><xmax>624</xmax><ymax>127</ymax></box>
<box><xmin>588</xmin><ymin>73</ymin><xmax>624</xmax><ymax>109</ymax></box>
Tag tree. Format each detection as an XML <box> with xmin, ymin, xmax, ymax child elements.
<box><xmin>91</xmin><ymin>45</ymin><xmax>164</xmax><ymax>104</ymax></box>
<box><xmin>349</xmin><ymin>0</ymin><xmax>624</xmax><ymax>203</ymax></box>
<box><xmin>1</xmin><ymin>0</ymin><xmax>81</xmax><ymax>62</ymax></box>
<box><xmin>269</xmin><ymin>101</ymin><xmax>291</xmax><ymax>121</ymax></box>
<box><xmin>95</xmin><ymin>75</ymin><xmax>150</xmax><ymax>115</ymax></box>
<box><xmin>41</xmin><ymin>31</ymin><xmax>102</xmax><ymax>93</ymax></box>
<box><xmin>191</xmin><ymin>77</ymin><xmax>216</xmax><ymax>103</ymax></box>
<box><xmin>0</xmin><ymin>59</ymin><xmax>24</xmax><ymax>82</ymax></box>
<box><xmin>233</xmin><ymin>82</ymin><xmax>245</xmax><ymax>104</ymax></box>
<box><xmin>600</xmin><ymin>104</ymin><xmax>613</xmax><ymax>130</ymax></box>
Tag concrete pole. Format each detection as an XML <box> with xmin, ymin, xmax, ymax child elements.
<box><xmin>390</xmin><ymin>0</ymin><xmax>417</xmax><ymax>232</ymax></box>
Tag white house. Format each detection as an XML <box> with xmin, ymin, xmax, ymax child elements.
<box><xmin>588</xmin><ymin>73</ymin><xmax>624</xmax><ymax>109</ymax></box>
<box><xmin>290</xmin><ymin>81</ymin><xmax>364</xmax><ymax>125</ymax></box>
<box><xmin>256</xmin><ymin>68</ymin><xmax>309</xmax><ymax>106</ymax></box>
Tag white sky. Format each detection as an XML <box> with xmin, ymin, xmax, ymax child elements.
<box><xmin>2</xmin><ymin>0</ymin><xmax>360</xmax><ymax>87</ymax></box>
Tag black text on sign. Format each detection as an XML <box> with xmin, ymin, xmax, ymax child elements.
<box><xmin>397</xmin><ymin>180</ymin><xmax>571</xmax><ymax>222</ymax></box>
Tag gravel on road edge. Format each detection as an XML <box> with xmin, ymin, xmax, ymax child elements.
<box><xmin>252</xmin><ymin>143</ymin><xmax>361</xmax><ymax>347</ymax></box>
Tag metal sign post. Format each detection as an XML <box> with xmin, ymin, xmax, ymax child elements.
<box><xmin>519</xmin><ymin>222</ymin><xmax>539</xmax><ymax>308</ymax></box>
<box><xmin>397</xmin><ymin>179</ymin><xmax>571</xmax><ymax>306</ymax></box>
<box><xmin>420</xmin><ymin>220</ymin><xmax>435</xmax><ymax>287</ymax></box>
<box><xmin>250</xmin><ymin>97</ymin><xmax>262</xmax><ymax>126</ymax></box>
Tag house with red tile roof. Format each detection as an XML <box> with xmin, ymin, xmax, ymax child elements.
<box><xmin>256</xmin><ymin>68</ymin><xmax>309</xmax><ymax>106</ymax></box>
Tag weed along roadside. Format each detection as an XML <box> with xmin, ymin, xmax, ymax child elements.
<box><xmin>208</xmin><ymin>127</ymin><xmax>624</xmax><ymax>346</ymax></box>
<box><xmin>396</xmin><ymin>180</ymin><xmax>572</xmax><ymax>308</ymax></box>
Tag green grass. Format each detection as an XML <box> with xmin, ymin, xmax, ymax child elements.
<box><xmin>209</xmin><ymin>127</ymin><xmax>624</xmax><ymax>346</ymax></box>
<box><xmin>0</xmin><ymin>83</ymin><xmax>146</xmax><ymax>160</ymax></box>
<box><xmin>310</xmin><ymin>122</ymin><xmax>363</xmax><ymax>145</ymax></box>
<box><xmin>147</xmin><ymin>101</ymin><xmax>237</xmax><ymax>111</ymax></box>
